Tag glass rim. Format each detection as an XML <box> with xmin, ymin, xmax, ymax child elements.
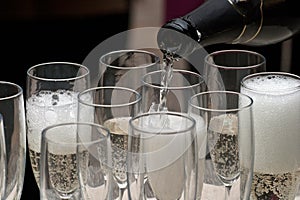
<box><xmin>26</xmin><ymin>61</ymin><xmax>90</xmax><ymax>82</ymax></box>
<box><xmin>142</xmin><ymin>69</ymin><xmax>204</xmax><ymax>90</ymax></box>
<box><xmin>99</xmin><ymin>49</ymin><xmax>160</xmax><ymax>70</ymax></box>
<box><xmin>78</xmin><ymin>86</ymin><xmax>142</xmax><ymax>108</ymax></box>
<box><xmin>204</xmin><ymin>49</ymin><xmax>266</xmax><ymax>70</ymax></box>
<box><xmin>241</xmin><ymin>71</ymin><xmax>300</xmax><ymax>94</ymax></box>
<box><xmin>189</xmin><ymin>90</ymin><xmax>253</xmax><ymax>112</ymax></box>
<box><xmin>129</xmin><ymin>111</ymin><xmax>196</xmax><ymax>135</ymax></box>
<box><xmin>42</xmin><ymin>122</ymin><xmax>110</xmax><ymax>145</ymax></box>
<box><xmin>0</xmin><ymin>81</ymin><xmax>23</xmax><ymax>100</ymax></box>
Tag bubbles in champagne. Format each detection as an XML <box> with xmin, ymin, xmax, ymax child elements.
<box><xmin>103</xmin><ymin>117</ymin><xmax>129</xmax><ymax>186</ymax></box>
<box><xmin>48</xmin><ymin>152</ymin><xmax>78</xmax><ymax>194</ymax></box>
<box><xmin>251</xmin><ymin>171</ymin><xmax>298</xmax><ymax>200</ymax></box>
<box><xmin>208</xmin><ymin>114</ymin><xmax>240</xmax><ymax>185</ymax></box>
<box><xmin>243</xmin><ymin>73</ymin><xmax>300</xmax><ymax>93</ymax></box>
<box><xmin>241</xmin><ymin>74</ymin><xmax>300</xmax><ymax>173</ymax></box>
<box><xmin>27</xmin><ymin>90</ymin><xmax>79</xmax><ymax>152</ymax></box>
<box><xmin>26</xmin><ymin>90</ymin><xmax>79</xmax><ymax>185</ymax></box>
<box><xmin>104</xmin><ymin>117</ymin><xmax>129</xmax><ymax>136</ymax></box>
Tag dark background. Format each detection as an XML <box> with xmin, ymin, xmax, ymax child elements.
<box><xmin>1</xmin><ymin>1</ymin><xmax>130</xmax><ymax>199</ymax></box>
<box><xmin>0</xmin><ymin>0</ymin><xmax>299</xmax><ymax>199</ymax></box>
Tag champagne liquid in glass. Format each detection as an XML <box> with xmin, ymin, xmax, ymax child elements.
<box><xmin>208</xmin><ymin>114</ymin><xmax>240</xmax><ymax>186</ymax></box>
<box><xmin>241</xmin><ymin>73</ymin><xmax>300</xmax><ymax>200</ymax></box>
<box><xmin>26</xmin><ymin>90</ymin><xmax>79</xmax><ymax>186</ymax></box>
<box><xmin>103</xmin><ymin>117</ymin><xmax>130</xmax><ymax>188</ymax></box>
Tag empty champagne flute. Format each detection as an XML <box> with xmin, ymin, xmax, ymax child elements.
<box><xmin>0</xmin><ymin>81</ymin><xmax>26</xmax><ymax>200</ymax></box>
<box><xmin>204</xmin><ymin>49</ymin><xmax>266</xmax><ymax>92</ymax></box>
<box><xmin>188</xmin><ymin>91</ymin><xmax>254</xmax><ymax>200</ymax></box>
<box><xmin>141</xmin><ymin>69</ymin><xmax>206</xmax><ymax>113</ymax></box>
<box><xmin>39</xmin><ymin>122</ymin><xmax>112</xmax><ymax>200</ymax></box>
<box><xmin>98</xmin><ymin>49</ymin><xmax>160</xmax><ymax>92</ymax></box>
<box><xmin>26</xmin><ymin>62</ymin><xmax>90</xmax><ymax>188</ymax></box>
<box><xmin>241</xmin><ymin>72</ymin><xmax>300</xmax><ymax>200</ymax></box>
<box><xmin>78</xmin><ymin>86</ymin><xmax>141</xmax><ymax>200</ymax></box>
<box><xmin>127</xmin><ymin>111</ymin><xmax>199</xmax><ymax>200</ymax></box>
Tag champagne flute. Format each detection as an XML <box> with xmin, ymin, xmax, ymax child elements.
<box><xmin>141</xmin><ymin>69</ymin><xmax>206</xmax><ymax>199</ymax></box>
<box><xmin>241</xmin><ymin>72</ymin><xmax>300</xmax><ymax>200</ymax></box>
<box><xmin>98</xmin><ymin>49</ymin><xmax>160</xmax><ymax>92</ymax></box>
<box><xmin>201</xmin><ymin>49</ymin><xmax>265</xmax><ymax>198</ymax></box>
<box><xmin>39</xmin><ymin>122</ymin><xmax>112</xmax><ymax>200</ymax></box>
<box><xmin>0</xmin><ymin>114</ymin><xmax>6</xmax><ymax>200</ymax></box>
<box><xmin>204</xmin><ymin>49</ymin><xmax>266</xmax><ymax>92</ymax></box>
<box><xmin>78</xmin><ymin>86</ymin><xmax>141</xmax><ymax>200</ymax></box>
<box><xmin>0</xmin><ymin>81</ymin><xmax>26</xmax><ymax>200</ymax></box>
<box><xmin>127</xmin><ymin>111</ymin><xmax>199</xmax><ymax>200</ymax></box>
<box><xmin>188</xmin><ymin>91</ymin><xmax>254</xmax><ymax>200</ymax></box>
<box><xmin>26</xmin><ymin>62</ymin><xmax>90</xmax><ymax>188</ymax></box>
<box><xmin>141</xmin><ymin>69</ymin><xmax>206</xmax><ymax>113</ymax></box>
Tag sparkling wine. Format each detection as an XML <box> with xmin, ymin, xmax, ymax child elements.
<box><xmin>44</xmin><ymin>142</ymin><xmax>89</xmax><ymax>199</ymax></box>
<box><xmin>26</xmin><ymin>90</ymin><xmax>79</xmax><ymax>185</ymax></box>
<box><xmin>208</xmin><ymin>114</ymin><xmax>240</xmax><ymax>185</ymax></box>
<box><xmin>148</xmin><ymin>49</ymin><xmax>182</xmax><ymax>113</ymax></box>
<box><xmin>48</xmin><ymin>152</ymin><xmax>78</xmax><ymax>194</ymax></box>
<box><xmin>157</xmin><ymin>53</ymin><xmax>175</xmax><ymax>111</ymax></box>
<box><xmin>103</xmin><ymin>117</ymin><xmax>130</xmax><ymax>186</ymax></box>
<box><xmin>251</xmin><ymin>171</ymin><xmax>299</xmax><ymax>199</ymax></box>
<box><xmin>241</xmin><ymin>74</ymin><xmax>300</xmax><ymax>171</ymax></box>
<box><xmin>241</xmin><ymin>73</ymin><xmax>300</xmax><ymax>200</ymax></box>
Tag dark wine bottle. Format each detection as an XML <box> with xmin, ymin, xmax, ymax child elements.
<box><xmin>157</xmin><ymin>0</ymin><xmax>300</xmax><ymax>58</ymax></box>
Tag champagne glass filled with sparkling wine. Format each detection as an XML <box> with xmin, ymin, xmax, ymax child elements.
<box><xmin>78</xmin><ymin>86</ymin><xmax>141</xmax><ymax>200</ymax></box>
<box><xmin>200</xmin><ymin>49</ymin><xmax>265</xmax><ymax>198</ymax></box>
<box><xmin>241</xmin><ymin>72</ymin><xmax>300</xmax><ymax>200</ymax></box>
<box><xmin>26</xmin><ymin>62</ymin><xmax>90</xmax><ymax>188</ymax></box>
<box><xmin>188</xmin><ymin>91</ymin><xmax>254</xmax><ymax>200</ymax></box>
<box><xmin>0</xmin><ymin>81</ymin><xmax>26</xmax><ymax>200</ymax></box>
<box><xmin>39</xmin><ymin>122</ymin><xmax>112</xmax><ymax>200</ymax></box>
<box><xmin>127</xmin><ymin>111</ymin><xmax>200</xmax><ymax>200</ymax></box>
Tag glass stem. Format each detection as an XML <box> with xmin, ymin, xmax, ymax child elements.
<box><xmin>225</xmin><ymin>185</ymin><xmax>232</xmax><ymax>200</ymax></box>
<box><xmin>119</xmin><ymin>187</ymin><xmax>126</xmax><ymax>200</ymax></box>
